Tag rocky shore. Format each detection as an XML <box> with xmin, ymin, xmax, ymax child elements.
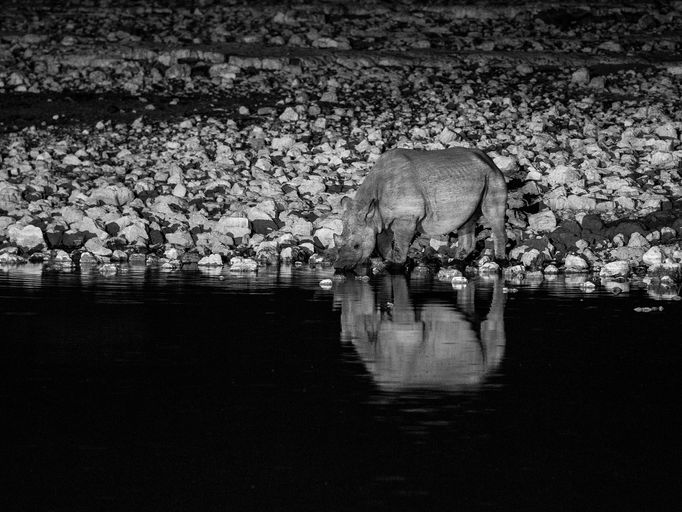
<box><xmin>1</xmin><ymin>1</ymin><xmax>681</xmax><ymax>297</ymax></box>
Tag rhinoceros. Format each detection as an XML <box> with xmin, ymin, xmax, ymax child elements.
<box><xmin>333</xmin><ymin>147</ymin><xmax>507</xmax><ymax>271</ymax></box>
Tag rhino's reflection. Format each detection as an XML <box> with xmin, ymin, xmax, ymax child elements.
<box><xmin>334</xmin><ymin>276</ymin><xmax>505</xmax><ymax>392</ymax></box>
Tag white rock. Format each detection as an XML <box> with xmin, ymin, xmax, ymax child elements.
<box><xmin>436</xmin><ymin>268</ymin><xmax>463</xmax><ymax>281</ymax></box>
<box><xmin>571</xmin><ymin>67</ymin><xmax>590</xmax><ymax>85</ymax></box>
<box><xmin>642</xmin><ymin>246</ymin><xmax>664</xmax><ymax>266</ymax></box>
<box><xmin>85</xmin><ymin>237</ymin><xmax>113</xmax><ymax>257</ymax></box>
<box><xmin>528</xmin><ymin>210</ymin><xmax>557</xmax><ymax>232</ymax></box>
<box><xmin>229</xmin><ymin>257</ymin><xmax>258</xmax><ymax>272</ymax></box>
<box><xmin>479</xmin><ymin>261</ymin><xmax>500</xmax><ymax>273</ymax></box>
<box><xmin>9</xmin><ymin>224</ymin><xmax>45</xmax><ymax>252</ymax></box>
<box><xmin>198</xmin><ymin>254</ymin><xmax>223</xmax><ymax>266</ymax></box>
<box><xmin>279</xmin><ymin>107</ymin><xmax>299</xmax><ymax>122</ymax></box>
<box><xmin>62</xmin><ymin>154</ymin><xmax>82</xmax><ymax>166</ymax></box>
<box><xmin>493</xmin><ymin>155</ymin><xmax>517</xmax><ymax>173</ymax></box>
<box><xmin>319</xmin><ymin>279</ymin><xmax>333</xmax><ymax>289</ymax></box>
<box><xmin>216</xmin><ymin>217</ymin><xmax>251</xmax><ymax>238</ymax></box>
<box><xmin>271</xmin><ymin>135</ymin><xmax>296</xmax><ymax>151</ymax></box>
<box><xmin>564</xmin><ymin>254</ymin><xmax>589</xmax><ymax>272</ymax></box>
<box><xmin>521</xmin><ymin>249</ymin><xmax>541</xmax><ymax>267</ymax></box>
<box><xmin>89</xmin><ymin>185</ymin><xmax>135</xmax><ymax>206</ymax></box>
<box><xmin>546</xmin><ymin>165</ymin><xmax>580</xmax><ymax>186</ymax></box>
<box><xmin>165</xmin><ymin>231</ymin><xmax>194</xmax><ymax>248</ymax></box>
<box><xmin>600</xmin><ymin>260</ymin><xmax>630</xmax><ymax>278</ymax></box>
<box><xmin>543</xmin><ymin>264</ymin><xmax>559</xmax><ymax>274</ymax></box>
<box><xmin>172</xmin><ymin>184</ymin><xmax>187</xmax><ymax>198</ymax></box>
<box><xmin>627</xmin><ymin>232</ymin><xmax>650</xmax><ymax>248</ymax></box>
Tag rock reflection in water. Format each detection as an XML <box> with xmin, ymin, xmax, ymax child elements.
<box><xmin>334</xmin><ymin>276</ymin><xmax>505</xmax><ymax>392</ymax></box>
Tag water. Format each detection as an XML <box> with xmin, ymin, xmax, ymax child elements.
<box><xmin>1</xmin><ymin>264</ymin><xmax>680</xmax><ymax>511</ymax></box>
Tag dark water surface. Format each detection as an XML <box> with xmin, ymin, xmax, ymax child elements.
<box><xmin>1</xmin><ymin>265</ymin><xmax>680</xmax><ymax>511</ymax></box>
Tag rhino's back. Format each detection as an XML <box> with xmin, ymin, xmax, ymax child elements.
<box><xmin>373</xmin><ymin>148</ymin><xmax>498</xmax><ymax>233</ymax></box>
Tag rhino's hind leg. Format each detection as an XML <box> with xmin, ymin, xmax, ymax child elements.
<box><xmin>481</xmin><ymin>175</ymin><xmax>508</xmax><ymax>261</ymax></box>
<box><xmin>386</xmin><ymin>217</ymin><xmax>418</xmax><ymax>266</ymax></box>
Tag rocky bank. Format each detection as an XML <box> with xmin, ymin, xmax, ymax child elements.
<box><xmin>1</xmin><ymin>1</ymin><xmax>681</xmax><ymax>297</ymax></box>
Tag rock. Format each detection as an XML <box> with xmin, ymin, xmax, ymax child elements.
<box><xmin>279</xmin><ymin>107</ymin><xmax>299</xmax><ymax>122</ymax></box>
<box><xmin>520</xmin><ymin>249</ymin><xmax>541</xmax><ymax>268</ymax></box>
<box><xmin>89</xmin><ymin>185</ymin><xmax>135</xmax><ymax>206</ymax></box>
<box><xmin>0</xmin><ymin>183</ymin><xmax>22</xmax><ymax>212</ymax></box>
<box><xmin>229</xmin><ymin>256</ymin><xmax>258</xmax><ymax>272</ymax></box>
<box><xmin>600</xmin><ymin>260</ymin><xmax>630</xmax><ymax>278</ymax></box>
<box><xmin>546</xmin><ymin>165</ymin><xmax>580</xmax><ymax>186</ymax></box>
<box><xmin>62</xmin><ymin>154</ymin><xmax>82</xmax><ymax>166</ymax></box>
<box><xmin>642</xmin><ymin>246</ymin><xmax>665</xmax><ymax>266</ymax></box>
<box><xmin>528</xmin><ymin>210</ymin><xmax>557</xmax><ymax>232</ymax></box>
<box><xmin>571</xmin><ymin>67</ymin><xmax>590</xmax><ymax>85</ymax></box>
<box><xmin>120</xmin><ymin>223</ymin><xmax>148</xmax><ymax>245</ymax></box>
<box><xmin>271</xmin><ymin>135</ymin><xmax>296</xmax><ymax>151</ymax></box>
<box><xmin>493</xmin><ymin>155</ymin><xmax>517</xmax><ymax>173</ymax></box>
<box><xmin>655</xmin><ymin>123</ymin><xmax>678</xmax><ymax>139</ymax></box>
<box><xmin>85</xmin><ymin>237</ymin><xmax>113</xmax><ymax>257</ymax></box>
<box><xmin>564</xmin><ymin>254</ymin><xmax>589</xmax><ymax>272</ymax></box>
<box><xmin>216</xmin><ymin>217</ymin><xmax>251</xmax><ymax>239</ymax></box>
<box><xmin>436</xmin><ymin>267</ymin><xmax>463</xmax><ymax>281</ymax></box>
<box><xmin>53</xmin><ymin>249</ymin><xmax>73</xmax><ymax>265</ymax></box>
<box><xmin>319</xmin><ymin>279</ymin><xmax>333</xmax><ymax>289</ymax></box>
<box><xmin>627</xmin><ymin>232</ymin><xmax>650</xmax><ymax>248</ymax></box>
<box><xmin>543</xmin><ymin>264</ymin><xmax>559</xmax><ymax>274</ymax></box>
<box><xmin>79</xmin><ymin>252</ymin><xmax>99</xmax><ymax>265</ymax></box>
<box><xmin>479</xmin><ymin>261</ymin><xmax>500</xmax><ymax>273</ymax></box>
<box><xmin>165</xmin><ymin>230</ymin><xmax>194</xmax><ymax>248</ymax></box>
<box><xmin>9</xmin><ymin>224</ymin><xmax>46</xmax><ymax>253</ymax></box>
<box><xmin>111</xmin><ymin>250</ymin><xmax>128</xmax><ymax>262</ymax></box>
<box><xmin>198</xmin><ymin>254</ymin><xmax>223</xmax><ymax>266</ymax></box>
<box><xmin>610</xmin><ymin>246</ymin><xmax>646</xmax><ymax>263</ymax></box>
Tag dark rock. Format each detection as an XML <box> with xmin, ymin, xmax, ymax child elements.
<box><xmin>581</xmin><ymin>214</ymin><xmax>604</xmax><ymax>234</ymax></box>
<box><xmin>149</xmin><ymin>229</ymin><xmax>165</xmax><ymax>246</ymax></box>
<box><xmin>251</xmin><ymin>218</ymin><xmax>278</xmax><ymax>235</ymax></box>
<box><xmin>607</xmin><ymin>220</ymin><xmax>647</xmax><ymax>243</ymax></box>
<box><xmin>45</xmin><ymin>228</ymin><xmax>65</xmax><ymax>248</ymax></box>
<box><xmin>548</xmin><ymin>227</ymin><xmax>580</xmax><ymax>254</ymax></box>
<box><xmin>558</xmin><ymin>219</ymin><xmax>582</xmax><ymax>235</ymax></box>
<box><xmin>520</xmin><ymin>236</ymin><xmax>553</xmax><ymax>253</ymax></box>
<box><xmin>672</xmin><ymin>217</ymin><xmax>682</xmax><ymax>237</ymax></box>
<box><xmin>62</xmin><ymin>231</ymin><xmax>86</xmax><ymax>249</ymax></box>
<box><xmin>105</xmin><ymin>222</ymin><xmax>120</xmax><ymax>236</ymax></box>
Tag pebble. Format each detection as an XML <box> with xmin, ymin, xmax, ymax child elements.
<box><xmin>319</xmin><ymin>279</ymin><xmax>333</xmax><ymax>289</ymax></box>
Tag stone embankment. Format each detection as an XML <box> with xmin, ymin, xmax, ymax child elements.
<box><xmin>1</xmin><ymin>1</ymin><xmax>681</xmax><ymax>297</ymax></box>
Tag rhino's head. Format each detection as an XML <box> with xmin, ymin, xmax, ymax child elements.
<box><xmin>333</xmin><ymin>196</ymin><xmax>382</xmax><ymax>272</ymax></box>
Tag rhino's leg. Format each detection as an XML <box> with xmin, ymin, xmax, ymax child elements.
<box><xmin>481</xmin><ymin>175</ymin><xmax>508</xmax><ymax>260</ymax></box>
<box><xmin>386</xmin><ymin>217</ymin><xmax>418</xmax><ymax>265</ymax></box>
<box><xmin>456</xmin><ymin>217</ymin><xmax>477</xmax><ymax>260</ymax></box>
<box><xmin>376</xmin><ymin>228</ymin><xmax>393</xmax><ymax>260</ymax></box>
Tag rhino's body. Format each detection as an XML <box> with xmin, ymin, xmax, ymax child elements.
<box><xmin>334</xmin><ymin>148</ymin><xmax>507</xmax><ymax>270</ymax></box>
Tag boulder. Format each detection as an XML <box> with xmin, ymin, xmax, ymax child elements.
<box><xmin>9</xmin><ymin>224</ymin><xmax>46</xmax><ymax>253</ymax></box>
<box><xmin>600</xmin><ymin>260</ymin><xmax>630</xmax><ymax>278</ymax></box>
<box><xmin>528</xmin><ymin>210</ymin><xmax>557</xmax><ymax>232</ymax></box>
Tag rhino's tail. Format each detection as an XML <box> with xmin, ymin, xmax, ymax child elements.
<box><xmin>473</xmin><ymin>151</ymin><xmax>508</xmax><ymax>260</ymax></box>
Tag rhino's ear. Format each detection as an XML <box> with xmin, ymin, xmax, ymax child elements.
<box><xmin>365</xmin><ymin>199</ymin><xmax>383</xmax><ymax>233</ymax></box>
<box><xmin>340</xmin><ymin>196</ymin><xmax>353</xmax><ymax>210</ymax></box>
<box><xmin>333</xmin><ymin>233</ymin><xmax>341</xmax><ymax>247</ymax></box>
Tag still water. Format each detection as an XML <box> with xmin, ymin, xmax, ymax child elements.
<box><xmin>1</xmin><ymin>264</ymin><xmax>680</xmax><ymax>511</ymax></box>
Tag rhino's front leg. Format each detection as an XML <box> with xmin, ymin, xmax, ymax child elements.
<box><xmin>386</xmin><ymin>218</ymin><xmax>417</xmax><ymax>265</ymax></box>
<box><xmin>376</xmin><ymin>228</ymin><xmax>393</xmax><ymax>260</ymax></box>
<box><xmin>456</xmin><ymin>217</ymin><xmax>477</xmax><ymax>260</ymax></box>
